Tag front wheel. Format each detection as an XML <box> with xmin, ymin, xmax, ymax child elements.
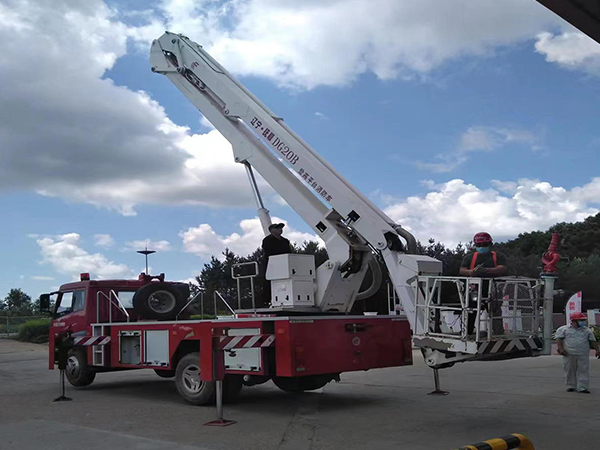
<box><xmin>175</xmin><ymin>352</ymin><xmax>215</xmax><ymax>405</ymax></box>
<box><xmin>65</xmin><ymin>349</ymin><xmax>96</xmax><ymax>387</ymax></box>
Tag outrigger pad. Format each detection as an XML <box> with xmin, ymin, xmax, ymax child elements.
<box><xmin>203</xmin><ymin>419</ymin><xmax>236</xmax><ymax>427</ymax></box>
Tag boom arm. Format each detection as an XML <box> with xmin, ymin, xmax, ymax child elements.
<box><xmin>150</xmin><ymin>32</ymin><xmax>440</xmax><ymax>327</ymax></box>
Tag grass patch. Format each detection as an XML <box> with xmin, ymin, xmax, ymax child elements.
<box><xmin>16</xmin><ymin>318</ymin><xmax>51</xmax><ymax>343</ymax></box>
<box><xmin>189</xmin><ymin>314</ymin><xmax>216</xmax><ymax>320</ymax></box>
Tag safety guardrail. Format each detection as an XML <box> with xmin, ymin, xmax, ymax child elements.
<box><xmin>417</xmin><ymin>276</ymin><xmax>541</xmax><ymax>342</ymax></box>
<box><xmin>453</xmin><ymin>433</ymin><xmax>534</xmax><ymax>450</ymax></box>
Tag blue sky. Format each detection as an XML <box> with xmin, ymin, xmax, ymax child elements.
<box><xmin>1</xmin><ymin>0</ymin><xmax>599</xmax><ymax>301</ymax></box>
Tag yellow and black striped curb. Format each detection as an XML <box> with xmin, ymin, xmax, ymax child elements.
<box><xmin>455</xmin><ymin>433</ymin><xmax>534</xmax><ymax>450</ymax></box>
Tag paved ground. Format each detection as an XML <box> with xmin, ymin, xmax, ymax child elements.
<box><xmin>1</xmin><ymin>339</ymin><xmax>599</xmax><ymax>450</ymax></box>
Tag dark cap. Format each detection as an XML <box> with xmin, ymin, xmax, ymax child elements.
<box><xmin>268</xmin><ymin>223</ymin><xmax>285</xmax><ymax>231</ymax></box>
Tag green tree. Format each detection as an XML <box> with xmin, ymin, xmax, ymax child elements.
<box><xmin>3</xmin><ymin>289</ymin><xmax>33</xmax><ymax>316</ymax></box>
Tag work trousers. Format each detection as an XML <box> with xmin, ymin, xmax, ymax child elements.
<box><xmin>563</xmin><ymin>354</ymin><xmax>590</xmax><ymax>391</ymax></box>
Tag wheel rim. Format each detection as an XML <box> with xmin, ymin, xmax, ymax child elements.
<box><xmin>147</xmin><ymin>290</ymin><xmax>177</xmax><ymax>314</ymax></box>
<box><xmin>66</xmin><ymin>355</ymin><xmax>80</xmax><ymax>378</ymax></box>
<box><xmin>182</xmin><ymin>364</ymin><xmax>203</xmax><ymax>394</ymax></box>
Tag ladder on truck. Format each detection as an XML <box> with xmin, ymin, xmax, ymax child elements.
<box><xmin>149</xmin><ymin>32</ymin><xmax>550</xmax><ymax>373</ymax></box>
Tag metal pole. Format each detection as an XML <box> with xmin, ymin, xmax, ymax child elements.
<box><xmin>53</xmin><ymin>369</ymin><xmax>73</xmax><ymax>402</ymax></box>
<box><xmin>244</xmin><ymin>163</ymin><xmax>272</xmax><ymax>235</ymax></box>
<box><xmin>250</xmin><ymin>277</ymin><xmax>256</xmax><ymax>312</ymax></box>
<box><xmin>236</xmin><ymin>279</ymin><xmax>241</xmax><ymax>310</ymax></box>
<box><xmin>201</xmin><ymin>292</ymin><xmax>204</xmax><ymax>320</ymax></box>
<box><xmin>427</xmin><ymin>368</ymin><xmax>450</xmax><ymax>396</ymax></box>
<box><xmin>541</xmin><ymin>275</ymin><xmax>556</xmax><ymax>355</ymax></box>
<box><xmin>214</xmin><ymin>291</ymin><xmax>218</xmax><ymax>318</ymax></box>
<box><xmin>216</xmin><ymin>380</ymin><xmax>224</xmax><ymax>420</ymax></box>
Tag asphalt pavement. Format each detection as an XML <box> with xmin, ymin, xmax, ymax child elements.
<box><xmin>1</xmin><ymin>339</ymin><xmax>598</xmax><ymax>450</ymax></box>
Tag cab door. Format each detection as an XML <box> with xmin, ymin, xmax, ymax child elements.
<box><xmin>53</xmin><ymin>290</ymin><xmax>88</xmax><ymax>335</ymax></box>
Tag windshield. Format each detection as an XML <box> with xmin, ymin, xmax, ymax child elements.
<box><xmin>55</xmin><ymin>290</ymin><xmax>86</xmax><ymax>317</ymax></box>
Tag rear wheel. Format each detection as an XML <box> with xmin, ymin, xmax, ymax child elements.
<box><xmin>175</xmin><ymin>352</ymin><xmax>215</xmax><ymax>405</ymax></box>
<box><xmin>273</xmin><ymin>375</ymin><xmax>332</xmax><ymax>393</ymax></box>
<box><xmin>65</xmin><ymin>349</ymin><xmax>96</xmax><ymax>387</ymax></box>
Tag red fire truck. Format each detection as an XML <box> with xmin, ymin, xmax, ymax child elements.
<box><xmin>43</xmin><ymin>272</ymin><xmax>412</xmax><ymax>405</ymax></box>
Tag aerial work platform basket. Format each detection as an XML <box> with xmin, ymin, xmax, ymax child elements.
<box><xmin>412</xmin><ymin>276</ymin><xmax>545</xmax><ymax>367</ymax></box>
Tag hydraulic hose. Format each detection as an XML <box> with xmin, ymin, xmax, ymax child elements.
<box><xmin>356</xmin><ymin>257</ymin><xmax>383</xmax><ymax>300</ymax></box>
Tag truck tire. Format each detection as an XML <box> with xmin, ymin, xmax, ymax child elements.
<box><xmin>154</xmin><ymin>369</ymin><xmax>176</xmax><ymax>378</ymax></box>
<box><xmin>65</xmin><ymin>349</ymin><xmax>96</xmax><ymax>387</ymax></box>
<box><xmin>175</xmin><ymin>352</ymin><xmax>215</xmax><ymax>405</ymax></box>
<box><xmin>273</xmin><ymin>375</ymin><xmax>331</xmax><ymax>393</ymax></box>
<box><xmin>223</xmin><ymin>375</ymin><xmax>243</xmax><ymax>402</ymax></box>
<box><xmin>133</xmin><ymin>282</ymin><xmax>188</xmax><ymax>320</ymax></box>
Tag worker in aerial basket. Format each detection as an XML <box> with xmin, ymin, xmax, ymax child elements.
<box><xmin>261</xmin><ymin>223</ymin><xmax>293</xmax><ymax>306</ymax></box>
<box><xmin>459</xmin><ymin>232</ymin><xmax>508</xmax><ymax>336</ymax></box>
<box><xmin>556</xmin><ymin>312</ymin><xmax>600</xmax><ymax>393</ymax></box>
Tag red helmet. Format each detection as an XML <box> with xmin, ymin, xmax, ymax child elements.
<box><xmin>570</xmin><ymin>312</ymin><xmax>587</xmax><ymax>321</ymax></box>
<box><xmin>473</xmin><ymin>232</ymin><xmax>493</xmax><ymax>245</ymax></box>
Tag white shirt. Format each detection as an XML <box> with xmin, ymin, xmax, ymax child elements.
<box><xmin>556</xmin><ymin>324</ymin><xmax>596</xmax><ymax>356</ymax></box>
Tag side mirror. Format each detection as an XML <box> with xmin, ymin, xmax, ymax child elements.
<box><xmin>39</xmin><ymin>294</ymin><xmax>51</xmax><ymax>315</ymax></box>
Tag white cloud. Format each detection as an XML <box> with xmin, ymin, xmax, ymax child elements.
<box><xmin>0</xmin><ymin>0</ymin><xmax>590</xmax><ymax>218</ymax></box>
<box><xmin>31</xmin><ymin>276</ymin><xmax>55</xmax><ymax>281</ymax></box>
<box><xmin>123</xmin><ymin>239</ymin><xmax>172</xmax><ymax>252</ymax></box>
<box><xmin>36</xmin><ymin>233</ymin><xmax>134</xmax><ymax>280</ymax></box>
<box><xmin>0</xmin><ymin>0</ymin><xmax>261</xmax><ymax>216</ymax></box>
<box><xmin>314</xmin><ymin>112</ymin><xmax>329</xmax><ymax>120</ymax></box>
<box><xmin>415</xmin><ymin>126</ymin><xmax>542</xmax><ymax>173</ymax></box>
<box><xmin>384</xmin><ymin>178</ymin><xmax>600</xmax><ymax>246</ymax></box>
<box><xmin>535</xmin><ymin>31</ymin><xmax>600</xmax><ymax>76</ymax></box>
<box><xmin>181</xmin><ymin>217</ymin><xmax>319</xmax><ymax>258</ymax></box>
<box><xmin>94</xmin><ymin>234</ymin><xmax>115</xmax><ymax>248</ymax></box>
<box><xmin>133</xmin><ymin>0</ymin><xmax>560</xmax><ymax>90</ymax></box>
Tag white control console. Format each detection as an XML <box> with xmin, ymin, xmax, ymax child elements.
<box><xmin>266</xmin><ymin>254</ymin><xmax>316</xmax><ymax>308</ymax></box>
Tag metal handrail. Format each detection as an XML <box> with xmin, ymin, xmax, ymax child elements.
<box><xmin>214</xmin><ymin>291</ymin><xmax>236</xmax><ymax>317</ymax></box>
<box><xmin>176</xmin><ymin>291</ymin><xmax>204</xmax><ymax>320</ymax></box>
<box><xmin>96</xmin><ymin>290</ymin><xmax>129</xmax><ymax>324</ymax></box>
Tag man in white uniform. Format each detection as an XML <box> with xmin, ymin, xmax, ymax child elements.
<box><xmin>556</xmin><ymin>312</ymin><xmax>600</xmax><ymax>393</ymax></box>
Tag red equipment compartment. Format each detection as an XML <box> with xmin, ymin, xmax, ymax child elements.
<box><xmin>275</xmin><ymin>316</ymin><xmax>412</xmax><ymax>377</ymax></box>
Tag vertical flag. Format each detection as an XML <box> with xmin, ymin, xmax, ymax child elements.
<box><xmin>565</xmin><ymin>291</ymin><xmax>582</xmax><ymax>323</ymax></box>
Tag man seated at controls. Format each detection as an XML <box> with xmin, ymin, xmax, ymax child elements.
<box><xmin>261</xmin><ymin>223</ymin><xmax>293</xmax><ymax>306</ymax></box>
<box><xmin>459</xmin><ymin>232</ymin><xmax>508</xmax><ymax>336</ymax></box>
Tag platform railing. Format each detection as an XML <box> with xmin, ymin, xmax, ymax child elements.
<box><xmin>416</xmin><ymin>276</ymin><xmax>542</xmax><ymax>343</ymax></box>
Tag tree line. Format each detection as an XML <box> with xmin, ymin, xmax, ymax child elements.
<box><xmin>195</xmin><ymin>213</ymin><xmax>600</xmax><ymax>314</ymax></box>
<box><xmin>0</xmin><ymin>289</ymin><xmax>44</xmax><ymax>316</ymax></box>
<box><xmin>4</xmin><ymin>213</ymin><xmax>599</xmax><ymax>316</ymax></box>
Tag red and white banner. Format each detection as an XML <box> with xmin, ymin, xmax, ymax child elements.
<box><xmin>217</xmin><ymin>334</ymin><xmax>275</xmax><ymax>350</ymax></box>
<box><xmin>565</xmin><ymin>291</ymin><xmax>582</xmax><ymax>323</ymax></box>
<box><xmin>73</xmin><ymin>336</ymin><xmax>111</xmax><ymax>346</ymax></box>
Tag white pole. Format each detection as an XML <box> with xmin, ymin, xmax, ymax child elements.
<box><xmin>541</xmin><ymin>275</ymin><xmax>556</xmax><ymax>355</ymax></box>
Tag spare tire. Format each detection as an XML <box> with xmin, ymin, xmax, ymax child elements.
<box><xmin>133</xmin><ymin>282</ymin><xmax>188</xmax><ymax>320</ymax></box>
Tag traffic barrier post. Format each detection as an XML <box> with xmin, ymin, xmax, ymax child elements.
<box><xmin>454</xmin><ymin>433</ymin><xmax>534</xmax><ymax>450</ymax></box>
